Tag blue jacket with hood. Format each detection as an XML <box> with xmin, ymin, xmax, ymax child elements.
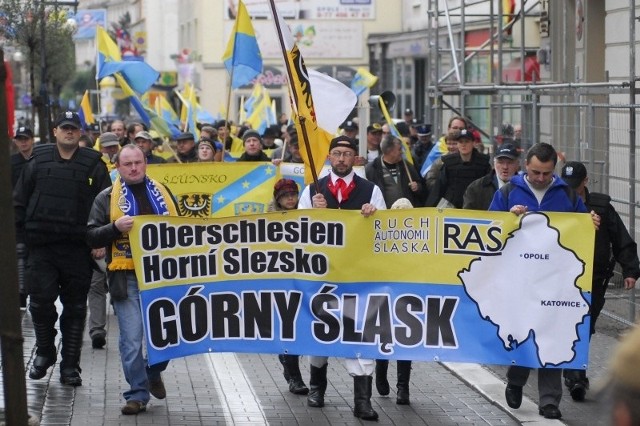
<box><xmin>489</xmin><ymin>173</ymin><xmax>587</xmax><ymax>213</ymax></box>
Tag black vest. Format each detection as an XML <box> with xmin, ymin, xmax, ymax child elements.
<box><xmin>442</xmin><ymin>152</ymin><xmax>490</xmax><ymax>208</ymax></box>
<box><xmin>587</xmin><ymin>191</ymin><xmax>613</xmax><ymax>277</ymax></box>
<box><xmin>25</xmin><ymin>145</ymin><xmax>102</xmax><ymax>241</ymax></box>
<box><xmin>310</xmin><ymin>175</ymin><xmax>375</xmax><ymax>210</ymax></box>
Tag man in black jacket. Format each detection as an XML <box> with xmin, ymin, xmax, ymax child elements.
<box><xmin>560</xmin><ymin>161</ymin><xmax>640</xmax><ymax>402</ymax></box>
<box><xmin>14</xmin><ymin>111</ymin><xmax>110</xmax><ymax>386</ymax></box>
<box><xmin>462</xmin><ymin>143</ymin><xmax>520</xmax><ymax>210</ymax></box>
<box><xmin>426</xmin><ymin>129</ymin><xmax>491</xmax><ymax>208</ymax></box>
<box><xmin>87</xmin><ymin>144</ymin><xmax>178</xmax><ymax>415</ymax></box>
<box><xmin>365</xmin><ymin>134</ymin><xmax>425</xmax><ymax>208</ymax></box>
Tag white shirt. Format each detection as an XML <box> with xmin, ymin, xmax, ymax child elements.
<box><xmin>298</xmin><ymin>170</ymin><xmax>387</xmax><ymax>210</ymax></box>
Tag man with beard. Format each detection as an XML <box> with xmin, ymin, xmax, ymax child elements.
<box><xmin>298</xmin><ymin>135</ymin><xmax>385</xmax><ymax>421</ymax></box>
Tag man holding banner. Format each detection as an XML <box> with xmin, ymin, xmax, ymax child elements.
<box><xmin>489</xmin><ymin>142</ymin><xmax>600</xmax><ymax>420</ymax></box>
<box><xmin>87</xmin><ymin>144</ymin><xmax>179</xmax><ymax>415</ymax></box>
<box><xmin>298</xmin><ymin>135</ymin><xmax>386</xmax><ymax>421</ymax></box>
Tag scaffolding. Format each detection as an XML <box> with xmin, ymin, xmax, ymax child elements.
<box><xmin>426</xmin><ymin>0</ymin><xmax>639</xmax><ymax>325</ymax></box>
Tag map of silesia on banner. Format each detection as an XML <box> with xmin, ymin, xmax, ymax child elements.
<box><xmin>145</xmin><ymin>162</ymin><xmax>278</xmax><ymax>218</ymax></box>
<box><xmin>129</xmin><ymin>209</ymin><xmax>595</xmax><ymax>367</ymax></box>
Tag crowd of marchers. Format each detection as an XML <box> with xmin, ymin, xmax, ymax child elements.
<box><xmin>10</xmin><ymin>107</ymin><xmax>640</xmax><ymax>424</ymax></box>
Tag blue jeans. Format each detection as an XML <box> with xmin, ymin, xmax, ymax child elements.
<box><xmin>112</xmin><ymin>271</ymin><xmax>168</xmax><ymax>403</ymax></box>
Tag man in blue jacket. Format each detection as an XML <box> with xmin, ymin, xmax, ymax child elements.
<box><xmin>489</xmin><ymin>142</ymin><xmax>600</xmax><ymax>420</ymax></box>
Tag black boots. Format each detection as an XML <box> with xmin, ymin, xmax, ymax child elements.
<box><xmin>353</xmin><ymin>375</ymin><xmax>379</xmax><ymax>421</ymax></box>
<box><xmin>307</xmin><ymin>364</ymin><xmax>328</xmax><ymax>407</ymax></box>
<box><xmin>396</xmin><ymin>360</ymin><xmax>412</xmax><ymax>405</ymax></box>
<box><xmin>279</xmin><ymin>354</ymin><xmax>309</xmax><ymax>395</ymax></box>
<box><xmin>375</xmin><ymin>360</ymin><xmax>390</xmax><ymax>396</ymax></box>
<box><xmin>59</xmin><ymin>304</ymin><xmax>87</xmax><ymax>386</ymax></box>
<box><xmin>376</xmin><ymin>360</ymin><xmax>411</xmax><ymax>404</ymax></box>
<box><xmin>28</xmin><ymin>300</ymin><xmax>58</xmax><ymax>380</ymax></box>
<box><xmin>563</xmin><ymin>369</ymin><xmax>589</xmax><ymax>402</ymax></box>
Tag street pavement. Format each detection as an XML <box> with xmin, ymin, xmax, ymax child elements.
<box><xmin>0</xmin><ymin>306</ymin><xmax>624</xmax><ymax>425</ymax></box>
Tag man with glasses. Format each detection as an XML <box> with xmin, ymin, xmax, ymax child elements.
<box><xmin>298</xmin><ymin>135</ymin><xmax>386</xmax><ymax>421</ymax></box>
<box><xmin>14</xmin><ymin>111</ymin><xmax>110</xmax><ymax>386</ymax></box>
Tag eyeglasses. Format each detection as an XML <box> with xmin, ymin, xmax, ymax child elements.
<box><xmin>330</xmin><ymin>151</ymin><xmax>355</xmax><ymax>159</ymax></box>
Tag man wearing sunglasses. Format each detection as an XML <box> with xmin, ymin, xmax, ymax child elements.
<box><xmin>14</xmin><ymin>110</ymin><xmax>110</xmax><ymax>387</ymax></box>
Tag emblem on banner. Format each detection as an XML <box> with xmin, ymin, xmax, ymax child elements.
<box><xmin>177</xmin><ymin>193</ymin><xmax>212</xmax><ymax>218</ymax></box>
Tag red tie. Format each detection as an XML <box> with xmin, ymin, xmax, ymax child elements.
<box><xmin>335</xmin><ymin>178</ymin><xmax>346</xmax><ymax>200</ymax></box>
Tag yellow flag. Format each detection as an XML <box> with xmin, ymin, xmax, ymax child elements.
<box><xmin>272</xmin><ymin>4</ymin><xmax>332</xmax><ymax>184</ymax></box>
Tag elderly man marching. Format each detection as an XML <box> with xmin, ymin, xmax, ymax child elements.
<box><xmin>298</xmin><ymin>135</ymin><xmax>386</xmax><ymax>421</ymax></box>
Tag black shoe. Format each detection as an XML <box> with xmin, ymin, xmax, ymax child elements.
<box><xmin>149</xmin><ymin>376</ymin><xmax>166</xmax><ymax>399</ymax></box>
<box><xmin>307</xmin><ymin>364</ymin><xmax>327</xmax><ymax>408</ymax></box>
<box><xmin>505</xmin><ymin>384</ymin><xmax>523</xmax><ymax>409</ymax></box>
<box><xmin>289</xmin><ymin>377</ymin><xmax>309</xmax><ymax>395</ymax></box>
<box><xmin>570</xmin><ymin>382</ymin><xmax>586</xmax><ymax>401</ymax></box>
<box><xmin>29</xmin><ymin>355</ymin><xmax>56</xmax><ymax>380</ymax></box>
<box><xmin>60</xmin><ymin>367</ymin><xmax>82</xmax><ymax>386</ymax></box>
<box><xmin>375</xmin><ymin>360</ymin><xmax>390</xmax><ymax>396</ymax></box>
<box><xmin>91</xmin><ymin>335</ymin><xmax>106</xmax><ymax>349</ymax></box>
<box><xmin>539</xmin><ymin>404</ymin><xmax>562</xmax><ymax>419</ymax></box>
<box><xmin>353</xmin><ymin>376</ymin><xmax>378</xmax><ymax>421</ymax></box>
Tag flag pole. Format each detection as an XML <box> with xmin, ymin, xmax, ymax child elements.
<box><xmin>221</xmin><ymin>12</ymin><xmax>241</xmax><ymax>164</ymax></box>
<box><xmin>268</xmin><ymin>0</ymin><xmax>319</xmax><ymax>187</ymax></box>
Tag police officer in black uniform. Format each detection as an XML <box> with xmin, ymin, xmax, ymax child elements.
<box><xmin>14</xmin><ymin>111</ymin><xmax>110</xmax><ymax>386</ymax></box>
<box><xmin>560</xmin><ymin>161</ymin><xmax>640</xmax><ymax>401</ymax></box>
<box><xmin>11</xmin><ymin>126</ymin><xmax>36</xmax><ymax>307</ymax></box>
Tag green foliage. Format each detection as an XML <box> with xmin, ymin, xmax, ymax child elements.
<box><xmin>1</xmin><ymin>0</ymin><xmax>76</xmax><ymax>125</ymax></box>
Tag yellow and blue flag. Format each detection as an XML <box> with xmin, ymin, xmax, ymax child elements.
<box><xmin>420</xmin><ymin>136</ymin><xmax>449</xmax><ymax>177</ymax></box>
<box><xmin>223</xmin><ymin>0</ymin><xmax>263</xmax><ymax>89</ymax></box>
<box><xmin>95</xmin><ymin>25</ymin><xmax>121</xmax><ymax>78</ymax></box>
<box><xmin>247</xmin><ymin>84</ymin><xmax>276</xmax><ymax>134</ymax></box>
<box><xmin>78</xmin><ymin>90</ymin><xmax>95</xmax><ymax>129</ymax></box>
<box><xmin>95</xmin><ymin>25</ymin><xmax>159</xmax><ymax>94</ymax></box>
<box><xmin>350</xmin><ymin>67</ymin><xmax>378</xmax><ymax>97</ymax></box>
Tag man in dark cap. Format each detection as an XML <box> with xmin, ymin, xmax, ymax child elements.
<box><xmin>364</xmin><ymin>123</ymin><xmax>383</xmax><ymax>164</ymax></box>
<box><xmin>11</xmin><ymin>126</ymin><xmax>35</xmax><ymax>187</ymax></box>
<box><xmin>262</xmin><ymin>125</ymin><xmax>280</xmax><ymax>150</ymax></box>
<box><xmin>14</xmin><ymin>111</ymin><xmax>110</xmax><ymax>386</ymax></box>
<box><xmin>411</xmin><ymin>124</ymin><xmax>433</xmax><ymax>172</ymax></box>
<box><xmin>560</xmin><ymin>161</ymin><xmax>640</xmax><ymax>402</ymax></box>
<box><xmin>134</xmin><ymin>131</ymin><xmax>166</xmax><ymax>164</ymax></box>
<box><xmin>99</xmin><ymin>132</ymin><xmax>120</xmax><ymax>171</ymax></box>
<box><xmin>403</xmin><ymin>108</ymin><xmax>414</xmax><ymax>126</ymax></box>
<box><xmin>298</xmin><ymin>135</ymin><xmax>385</xmax><ymax>421</ymax></box>
<box><xmin>89</xmin><ymin>123</ymin><xmax>102</xmax><ymax>143</ymax></box>
<box><xmin>11</xmin><ymin>126</ymin><xmax>35</xmax><ymax>308</ymax></box>
<box><xmin>339</xmin><ymin>120</ymin><xmax>359</xmax><ymax>140</ymax></box>
<box><xmin>215</xmin><ymin>120</ymin><xmax>243</xmax><ymax>153</ymax></box>
<box><xmin>168</xmin><ymin>132</ymin><xmax>198</xmax><ymax>163</ymax></box>
<box><xmin>463</xmin><ymin>142</ymin><xmax>521</xmax><ymax>210</ymax></box>
<box><xmin>426</xmin><ymin>129</ymin><xmax>491</xmax><ymax>208</ymax></box>
<box><xmin>238</xmin><ymin>130</ymin><xmax>271</xmax><ymax>161</ymax></box>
